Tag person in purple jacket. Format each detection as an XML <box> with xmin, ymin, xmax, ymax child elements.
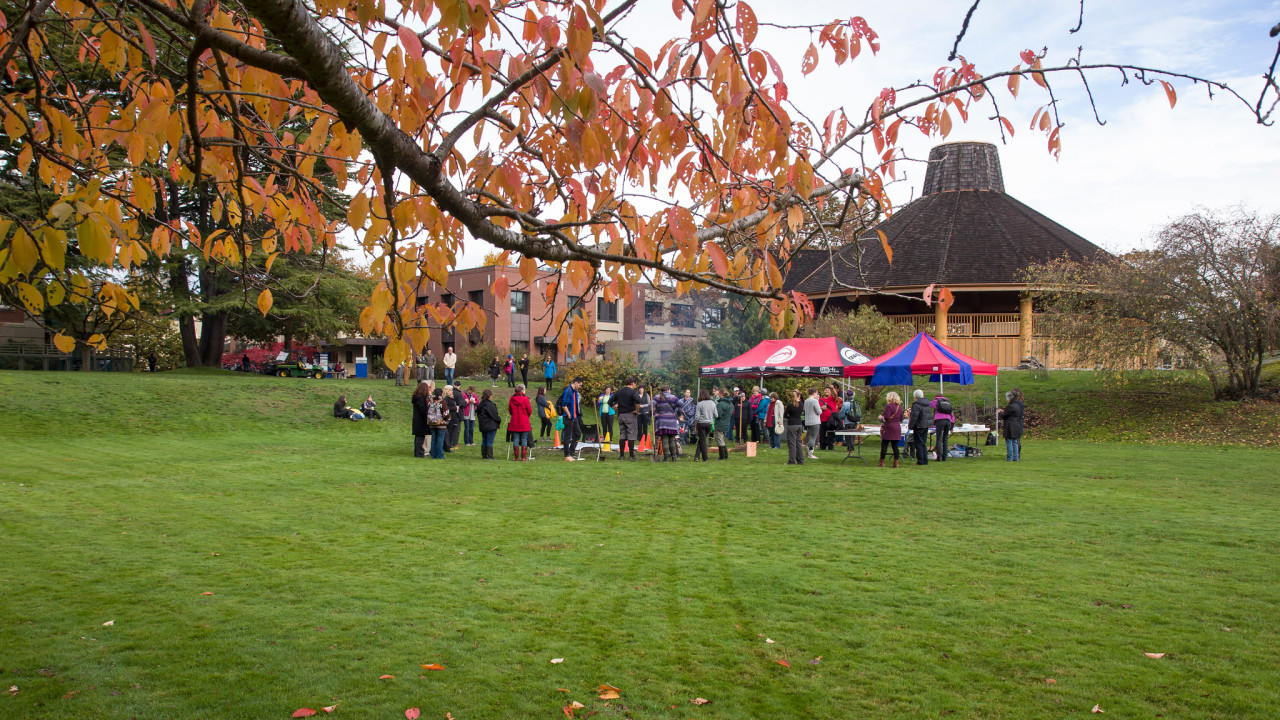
<box><xmin>930</xmin><ymin>393</ymin><xmax>954</xmax><ymax>461</ymax></box>
<box><xmin>879</xmin><ymin>391</ymin><xmax>903</xmax><ymax>468</ymax></box>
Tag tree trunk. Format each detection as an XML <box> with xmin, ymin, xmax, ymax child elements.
<box><xmin>200</xmin><ymin>311</ymin><xmax>229</xmax><ymax>367</ymax></box>
<box><xmin>79</xmin><ymin>345</ymin><xmax>92</xmax><ymax>372</ymax></box>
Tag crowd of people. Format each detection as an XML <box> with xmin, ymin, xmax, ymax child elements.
<box><xmin>337</xmin><ymin>374</ymin><xmax>1028</xmax><ymax>465</ymax></box>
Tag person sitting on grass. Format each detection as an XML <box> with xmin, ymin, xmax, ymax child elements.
<box><xmin>361</xmin><ymin>395</ymin><xmax>382</xmax><ymax>420</ymax></box>
<box><xmin>334</xmin><ymin>395</ymin><xmax>353</xmax><ymax>419</ymax></box>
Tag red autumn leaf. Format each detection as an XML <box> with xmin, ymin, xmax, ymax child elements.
<box><xmin>420</xmin><ymin>663</ymin><xmax>445</xmax><ymax>670</ymax></box>
<box><xmin>1159</xmin><ymin>80</ymin><xmax>1177</xmax><ymax>108</ymax></box>
<box><xmin>776</xmin><ymin>659</ymin><xmax>790</xmax><ymax>668</ymax></box>
<box><xmin>801</xmin><ymin>43</ymin><xmax>819</xmax><ymax>76</ymax></box>
<box><xmin>292</xmin><ymin>710</ymin><xmax>317</xmax><ymax>718</ymax></box>
<box><xmin>563</xmin><ymin>707</ymin><xmax>574</xmax><ymax>718</ymax></box>
<box><xmin>405</xmin><ymin>708</ymin><xmax>420</xmax><ymax>720</ymax></box>
<box><xmin>736</xmin><ymin>1</ymin><xmax>758</xmax><ymax>46</ymax></box>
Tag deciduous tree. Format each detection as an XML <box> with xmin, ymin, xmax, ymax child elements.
<box><xmin>1030</xmin><ymin>208</ymin><xmax>1280</xmax><ymax>400</ymax></box>
<box><xmin>1</xmin><ymin>0</ymin><xmax>1276</xmax><ymax>368</ymax></box>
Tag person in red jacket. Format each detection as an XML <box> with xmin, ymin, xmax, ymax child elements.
<box><xmin>819</xmin><ymin>386</ymin><xmax>843</xmax><ymax>451</ymax></box>
<box><xmin>507</xmin><ymin>383</ymin><xmax>534</xmax><ymax>461</ymax></box>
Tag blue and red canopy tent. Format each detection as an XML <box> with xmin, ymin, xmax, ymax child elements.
<box><xmin>844</xmin><ymin>332</ymin><xmax>1001</xmax><ymax>425</ymax></box>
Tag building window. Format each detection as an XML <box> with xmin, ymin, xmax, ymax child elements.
<box><xmin>567</xmin><ymin>295</ymin><xmax>585</xmax><ymax>318</ymax></box>
<box><xmin>415</xmin><ymin>295</ymin><xmax>428</xmax><ymax>308</ymax></box>
<box><xmin>441</xmin><ymin>293</ymin><xmax>454</xmax><ymax>307</ymax></box>
<box><xmin>645</xmin><ymin>301</ymin><xmax>665</xmax><ymax>324</ymax></box>
<box><xmin>702</xmin><ymin>307</ymin><xmax>723</xmax><ymax>329</ymax></box>
<box><xmin>469</xmin><ymin>290</ymin><xmax>484</xmax><ymax>308</ymax></box>
<box><xmin>671</xmin><ymin>304</ymin><xmax>695</xmax><ymax>328</ymax></box>
<box><xmin>511</xmin><ymin>291</ymin><xmax>530</xmax><ymax>315</ymax></box>
<box><xmin>637</xmin><ymin>350</ymin><xmax>648</xmax><ymax>365</ymax></box>
<box><xmin>597</xmin><ymin>297</ymin><xmax>618</xmax><ymax>323</ymax></box>
<box><xmin>660</xmin><ymin>350</ymin><xmax>672</xmax><ymax>364</ymax></box>
<box><xmin>511</xmin><ymin>340</ymin><xmax>529</xmax><ymax>356</ymax></box>
<box><xmin>346</xmin><ymin>351</ymin><xmax>354</xmax><ymax>363</ymax></box>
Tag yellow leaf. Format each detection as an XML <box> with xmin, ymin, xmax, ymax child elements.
<box><xmin>86</xmin><ymin>333</ymin><xmax>106</xmax><ymax>351</ymax></box>
<box><xmin>15</xmin><ymin>281</ymin><xmax>44</xmax><ymax>312</ymax></box>
<box><xmin>46</xmin><ymin>281</ymin><xmax>65</xmax><ymax>306</ymax></box>
<box><xmin>256</xmin><ymin>288</ymin><xmax>273</xmax><ymax>316</ymax></box>
<box><xmin>53</xmin><ymin>333</ymin><xmax>76</xmax><ymax>353</ymax></box>
<box><xmin>77</xmin><ymin>216</ymin><xmax>113</xmax><ymax>264</ymax></box>
<box><xmin>10</xmin><ymin>230</ymin><xmax>38</xmax><ymax>274</ymax></box>
<box><xmin>347</xmin><ymin>193</ymin><xmax>370</xmax><ymax>229</ymax></box>
<box><xmin>877</xmin><ymin>229</ymin><xmax>893</xmax><ymax>265</ymax></box>
<box><xmin>265</xmin><ymin>251</ymin><xmax>279</xmax><ymax>273</ymax></box>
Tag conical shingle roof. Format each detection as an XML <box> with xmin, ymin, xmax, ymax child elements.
<box><xmin>784</xmin><ymin>142</ymin><xmax>1106</xmax><ymax>295</ymax></box>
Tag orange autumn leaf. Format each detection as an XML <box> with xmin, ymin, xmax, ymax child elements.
<box><xmin>776</xmin><ymin>659</ymin><xmax>790</xmax><ymax>668</ymax></box>
<box><xmin>200</xmin><ymin>592</ymin><xmax>214</xmax><ymax>596</ymax></box>
<box><xmin>378</xmin><ymin>675</ymin><xmax>394</xmax><ymax>680</ymax></box>
<box><xmin>420</xmin><ymin>663</ymin><xmax>445</xmax><ymax>670</ymax></box>
<box><xmin>599</xmin><ymin>690</ymin><xmax>620</xmax><ymax>700</ymax></box>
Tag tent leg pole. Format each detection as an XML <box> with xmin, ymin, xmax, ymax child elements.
<box><xmin>696</xmin><ymin>377</ymin><xmax>701</xmax><ymax>401</ymax></box>
<box><xmin>995</xmin><ymin>374</ymin><xmax>999</xmax><ymax>435</ymax></box>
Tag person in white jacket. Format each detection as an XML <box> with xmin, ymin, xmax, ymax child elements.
<box><xmin>443</xmin><ymin>347</ymin><xmax>457</xmax><ymax>385</ymax></box>
<box><xmin>803</xmin><ymin>388</ymin><xmax>823</xmax><ymax>459</ymax></box>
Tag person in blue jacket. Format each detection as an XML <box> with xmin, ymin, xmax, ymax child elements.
<box><xmin>557</xmin><ymin>376</ymin><xmax>582</xmax><ymax>460</ymax></box>
<box><xmin>543</xmin><ymin>355</ymin><xmax>557</xmax><ymax>392</ymax></box>
<box><xmin>756</xmin><ymin>392</ymin><xmax>772</xmax><ymax>448</ymax></box>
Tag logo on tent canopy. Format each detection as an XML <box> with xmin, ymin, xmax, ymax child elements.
<box><xmin>840</xmin><ymin>347</ymin><xmax>869</xmax><ymax>364</ymax></box>
<box><xmin>765</xmin><ymin>345</ymin><xmax>797</xmax><ymax>364</ymax></box>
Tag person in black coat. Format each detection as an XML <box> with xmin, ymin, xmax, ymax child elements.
<box><xmin>999</xmin><ymin>389</ymin><xmax>1025</xmax><ymax>462</ymax></box>
<box><xmin>476</xmin><ymin>389</ymin><xmax>502</xmax><ymax>459</ymax></box>
<box><xmin>908</xmin><ymin>389</ymin><xmax>934</xmax><ymax>465</ymax></box>
<box><xmin>411</xmin><ymin>382</ymin><xmax>431</xmax><ymax>457</ymax></box>
<box><xmin>443</xmin><ymin>384</ymin><xmax>461</xmax><ymax>452</ymax></box>
<box><xmin>488</xmin><ymin>357</ymin><xmax>501</xmax><ymax>387</ymax></box>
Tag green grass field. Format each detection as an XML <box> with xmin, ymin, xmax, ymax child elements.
<box><xmin>2</xmin><ymin>369</ymin><xmax>1278</xmax><ymax>719</ymax></box>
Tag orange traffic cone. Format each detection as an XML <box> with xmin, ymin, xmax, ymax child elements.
<box><xmin>638</xmin><ymin>434</ymin><xmax>649</xmax><ymax>452</ymax></box>
<box><xmin>553</xmin><ymin>429</ymin><xmax>561</xmax><ymax>448</ymax></box>
<box><xmin>602</xmin><ymin>431</ymin><xmax>611</xmax><ymax>452</ymax></box>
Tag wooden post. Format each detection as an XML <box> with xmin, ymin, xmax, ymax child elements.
<box><xmin>933</xmin><ymin>299</ymin><xmax>948</xmax><ymax>343</ymax></box>
<box><xmin>1018</xmin><ymin>295</ymin><xmax>1034</xmax><ymax>361</ymax></box>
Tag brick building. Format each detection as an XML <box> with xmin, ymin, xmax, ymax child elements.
<box><xmin>414</xmin><ymin>264</ymin><xmax>649</xmax><ymax>361</ymax></box>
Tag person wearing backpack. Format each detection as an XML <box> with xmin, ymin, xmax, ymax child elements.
<box><xmin>930</xmin><ymin>393</ymin><xmax>955</xmax><ymax>462</ymax></box>
<box><xmin>504</xmin><ymin>355</ymin><xmax>516</xmax><ymax>388</ymax></box>
<box><xmin>426</xmin><ymin>387</ymin><xmax>451</xmax><ymax>459</ymax></box>
<box><xmin>908</xmin><ymin>389</ymin><xmax>935</xmax><ymax>465</ymax></box>
<box><xmin>557</xmin><ymin>377</ymin><xmax>583</xmax><ymax>461</ymax></box>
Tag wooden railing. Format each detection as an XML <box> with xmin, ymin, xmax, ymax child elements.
<box><xmin>889</xmin><ymin>313</ymin><xmax>1025</xmax><ymax>337</ymax></box>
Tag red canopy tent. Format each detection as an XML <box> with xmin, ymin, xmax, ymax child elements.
<box><xmin>699</xmin><ymin>337</ymin><xmax>871</xmax><ymax>379</ymax></box>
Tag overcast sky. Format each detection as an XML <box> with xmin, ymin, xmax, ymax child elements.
<box><xmin>445</xmin><ymin>0</ymin><xmax>1280</xmax><ymax>264</ymax></box>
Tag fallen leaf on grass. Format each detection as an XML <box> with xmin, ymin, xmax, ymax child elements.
<box><xmin>405</xmin><ymin>708</ymin><xmax>420</xmax><ymax>720</ymax></box>
<box><xmin>8</xmin><ymin>685</ymin><xmax>17</xmax><ymax>695</ymax></box>
<box><xmin>1144</xmin><ymin>652</ymin><xmax>1165</xmax><ymax>659</ymax></box>
<box><xmin>764</xmin><ymin>638</ymin><xmax>775</xmax><ymax>643</ymax></box>
<box><xmin>200</xmin><ymin>592</ymin><xmax>215</xmax><ymax>596</ymax></box>
<box><xmin>378</xmin><ymin>675</ymin><xmax>394</xmax><ymax>680</ymax></box>
<box><xmin>1045</xmin><ymin>678</ymin><xmax>1057</xmax><ymax>685</ymax></box>
<box><xmin>809</xmin><ymin>656</ymin><xmax>822</xmax><ymax>665</ymax></box>
<box><xmin>691</xmin><ymin>697</ymin><xmax>711</xmax><ymax>705</ymax></box>
<box><xmin>550</xmin><ymin>658</ymin><xmax>564</xmax><ymax>664</ymax></box>
<box><xmin>421</xmin><ymin>663</ymin><xmax>445</xmax><ymax>670</ymax></box>
<box><xmin>570</xmin><ymin>701</ymin><xmax>585</xmax><ymax>709</ymax></box>
<box><xmin>102</xmin><ymin>620</ymin><xmax>114</xmax><ymax>627</ymax></box>
<box><xmin>1092</xmin><ymin>704</ymin><xmax>1104</xmax><ymax>713</ymax></box>
<box><xmin>556</xmin><ymin>688</ymin><xmax>570</xmax><ymax>692</ymax></box>
<box><xmin>562</xmin><ymin>708</ymin><xmax>575</xmax><ymax>718</ymax></box>
<box><xmin>292</xmin><ymin>709</ymin><xmax>317</xmax><ymax>718</ymax></box>
<box><xmin>776</xmin><ymin>660</ymin><xmax>790</xmax><ymax>668</ymax></box>
<box><xmin>322</xmin><ymin>703</ymin><xmax>338</xmax><ymax>713</ymax></box>
<box><xmin>599</xmin><ymin>690</ymin><xmax>620</xmax><ymax>700</ymax></box>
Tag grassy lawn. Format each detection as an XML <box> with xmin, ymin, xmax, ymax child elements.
<box><xmin>1</xmin><ymin>369</ymin><xmax>1278</xmax><ymax>719</ymax></box>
